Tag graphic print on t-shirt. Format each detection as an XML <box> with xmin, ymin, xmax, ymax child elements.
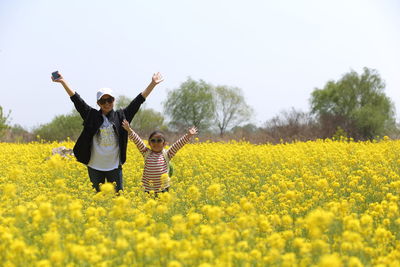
<box><xmin>96</xmin><ymin>125</ymin><xmax>117</xmax><ymax>147</ymax></box>
<box><xmin>88</xmin><ymin>115</ymin><xmax>120</xmax><ymax>171</ymax></box>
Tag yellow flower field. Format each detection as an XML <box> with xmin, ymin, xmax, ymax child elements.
<box><xmin>1</xmin><ymin>138</ymin><xmax>400</xmax><ymax>266</ymax></box>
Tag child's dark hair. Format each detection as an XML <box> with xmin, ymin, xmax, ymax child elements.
<box><xmin>148</xmin><ymin>130</ymin><xmax>166</xmax><ymax>141</ymax></box>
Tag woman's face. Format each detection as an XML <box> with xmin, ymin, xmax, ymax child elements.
<box><xmin>97</xmin><ymin>94</ymin><xmax>114</xmax><ymax>114</ymax></box>
<box><xmin>149</xmin><ymin>133</ymin><xmax>165</xmax><ymax>152</ymax></box>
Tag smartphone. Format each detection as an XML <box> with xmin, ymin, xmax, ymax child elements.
<box><xmin>52</xmin><ymin>71</ymin><xmax>61</xmax><ymax>80</ymax></box>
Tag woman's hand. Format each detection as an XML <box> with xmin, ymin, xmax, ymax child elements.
<box><xmin>51</xmin><ymin>72</ymin><xmax>64</xmax><ymax>83</ymax></box>
<box><xmin>142</xmin><ymin>72</ymin><xmax>164</xmax><ymax>99</ymax></box>
<box><xmin>151</xmin><ymin>72</ymin><xmax>164</xmax><ymax>85</ymax></box>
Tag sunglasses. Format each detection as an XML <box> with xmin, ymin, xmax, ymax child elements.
<box><xmin>98</xmin><ymin>97</ymin><xmax>114</xmax><ymax>105</ymax></box>
<box><xmin>150</xmin><ymin>138</ymin><xmax>164</xmax><ymax>143</ymax></box>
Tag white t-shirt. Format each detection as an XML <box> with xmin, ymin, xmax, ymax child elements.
<box><xmin>87</xmin><ymin>115</ymin><xmax>120</xmax><ymax>171</ymax></box>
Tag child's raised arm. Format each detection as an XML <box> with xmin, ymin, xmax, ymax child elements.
<box><xmin>122</xmin><ymin>119</ymin><xmax>148</xmax><ymax>154</ymax></box>
<box><xmin>167</xmin><ymin>126</ymin><xmax>198</xmax><ymax>159</ymax></box>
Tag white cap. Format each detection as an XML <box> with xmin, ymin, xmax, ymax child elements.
<box><xmin>96</xmin><ymin>88</ymin><xmax>115</xmax><ymax>101</ymax></box>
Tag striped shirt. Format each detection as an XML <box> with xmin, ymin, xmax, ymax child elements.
<box><xmin>128</xmin><ymin>131</ymin><xmax>191</xmax><ymax>192</ymax></box>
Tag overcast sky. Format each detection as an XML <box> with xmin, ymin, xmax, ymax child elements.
<box><xmin>1</xmin><ymin>0</ymin><xmax>399</xmax><ymax>130</ymax></box>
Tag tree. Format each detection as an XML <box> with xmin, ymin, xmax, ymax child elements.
<box><xmin>131</xmin><ymin>108</ymin><xmax>166</xmax><ymax>136</ymax></box>
<box><xmin>231</xmin><ymin>123</ymin><xmax>260</xmax><ymax>135</ymax></box>
<box><xmin>33</xmin><ymin>110</ymin><xmax>82</xmax><ymax>141</ymax></box>
<box><xmin>164</xmin><ymin>78</ymin><xmax>215</xmax><ymax>131</ymax></box>
<box><xmin>263</xmin><ymin>108</ymin><xmax>318</xmax><ymax>142</ymax></box>
<box><xmin>310</xmin><ymin>67</ymin><xmax>396</xmax><ymax>140</ymax></box>
<box><xmin>214</xmin><ymin>86</ymin><xmax>253</xmax><ymax>136</ymax></box>
<box><xmin>0</xmin><ymin>106</ymin><xmax>11</xmax><ymax>139</ymax></box>
<box><xmin>115</xmin><ymin>95</ymin><xmax>131</xmax><ymax>109</ymax></box>
<box><xmin>115</xmin><ymin>95</ymin><xmax>166</xmax><ymax>135</ymax></box>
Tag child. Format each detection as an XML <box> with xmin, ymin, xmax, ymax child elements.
<box><xmin>122</xmin><ymin>119</ymin><xmax>198</xmax><ymax>193</ymax></box>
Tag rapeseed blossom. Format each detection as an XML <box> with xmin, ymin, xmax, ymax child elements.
<box><xmin>1</xmin><ymin>139</ymin><xmax>400</xmax><ymax>265</ymax></box>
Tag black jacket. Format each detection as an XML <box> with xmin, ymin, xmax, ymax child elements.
<box><xmin>70</xmin><ymin>92</ymin><xmax>145</xmax><ymax>165</ymax></box>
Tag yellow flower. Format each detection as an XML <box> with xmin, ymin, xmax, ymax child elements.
<box><xmin>84</xmin><ymin>227</ymin><xmax>102</xmax><ymax>243</ymax></box>
<box><xmin>69</xmin><ymin>200</ymin><xmax>83</xmax><ymax>220</ymax></box>
<box><xmin>15</xmin><ymin>205</ymin><xmax>27</xmax><ymax>217</ymax></box>
<box><xmin>161</xmin><ymin>173</ymin><xmax>169</xmax><ymax>187</ymax></box>
<box><xmin>168</xmin><ymin>261</ymin><xmax>182</xmax><ymax>267</ymax></box>
<box><xmin>39</xmin><ymin>202</ymin><xmax>55</xmax><ymax>219</ymax></box>
<box><xmin>374</xmin><ymin>227</ymin><xmax>393</xmax><ymax>243</ymax></box>
<box><xmin>247</xmin><ymin>249</ymin><xmax>260</xmax><ymax>261</ymax></box>
<box><xmin>187</xmin><ymin>185</ymin><xmax>201</xmax><ymax>201</ymax></box>
<box><xmin>282</xmin><ymin>215</ymin><xmax>293</xmax><ymax>228</ymax></box>
<box><xmin>43</xmin><ymin>230</ymin><xmax>60</xmax><ymax>247</ymax></box>
<box><xmin>202</xmin><ymin>205</ymin><xmax>223</xmax><ymax>222</ymax></box>
<box><xmin>135</xmin><ymin>213</ymin><xmax>148</xmax><ymax>227</ymax></box>
<box><xmin>202</xmin><ymin>249</ymin><xmax>214</xmax><ymax>259</ymax></box>
<box><xmin>156</xmin><ymin>204</ymin><xmax>169</xmax><ymax>215</ymax></box>
<box><xmin>348</xmin><ymin>257</ymin><xmax>363</xmax><ymax>267</ymax></box>
<box><xmin>115</xmin><ymin>238</ymin><xmax>129</xmax><ymax>250</ymax></box>
<box><xmin>36</xmin><ymin>260</ymin><xmax>52</xmax><ymax>267</ymax></box>
<box><xmin>50</xmin><ymin>251</ymin><xmax>65</xmax><ymax>264</ymax></box>
<box><xmin>305</xmin><ymin>209</ymin><xmax>334</xmax><ymax>238</ymax></box>
<box><xmin>267</xmin><ymin>233</ymin><xmax>286</xmax><ymax>251</ymax></box>
<box><xmin>3</xmin><ymin>138</ymin><xmax>400</xmax><ymax>265</ymax></box>
<box><xmin>10</xmin><ymin>239</ymin><xmax>26</xmax><ymax>253</ymax></box>
<box><xmin>318</xmin><ymin>254</ymin><xmax>342</xmax><ymax>267</ymax></box>
<box><xmin>207</xmin><ymin>183</ymin><xmax>223</xmax><ymax>200</ymax></box>
<box><xmin>2</xmin><ymin>183</ymin><xmax>16</xmax><ymax>198</ymax></box>
<box><xmin>281</xmin><ymin>253</ymin><xmax>297</xmax><ymax>267</ymax></box>
<box><xmin>187</xmin><ymin>212</ymin><xmax>202</xmax><ymax>226</ymax></box>
<box><xmin>360</xmin><ymin>214</ymin><xmax>373</xmax><ymax>226</ymax></box>
<box><xmin>100</xmin><ymin>182</ymin><xmax>115</xmax><ymax>195</ymax></box>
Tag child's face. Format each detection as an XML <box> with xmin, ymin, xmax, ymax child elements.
<box><xmin>149</xmin><ymin>133</ymin><xmax>166</xmax><ymax>152</ymax></box>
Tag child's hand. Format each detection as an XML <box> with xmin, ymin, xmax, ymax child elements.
<box><xmin>122</xmin><ymin>119</ymin><xmax>132</xmax><ymax>133</ymax></box>
<box><xmin>188</xmin><ymin>126</ymin><xmax>198</xmax><ymax>136</ymax></box>
<box><xmin>152</xmin><ymin>72</ymin><xmax>164</xmax><ymax>85</ymax></box>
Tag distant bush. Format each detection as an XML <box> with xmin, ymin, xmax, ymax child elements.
<box><xmin>262</xmin><ymin>108</ymin><xmax>320</xmax><ymax>143</ymax></box>
<box><xmin>1</xmin><ymin>124</ymin><xmax>34</xmax><ymax>143</ymax></box>
<box><xmin>32</xmin><ymin>110</ymin><xmax>82</xmax><ymax>141</ymax></box>
<box><xmin>0</xmin><ymin>106</ymin><xmax>11</xmax><ymax>139</ymax></box>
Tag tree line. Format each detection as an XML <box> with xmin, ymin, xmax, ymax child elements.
<box><xmin>1</xmin><ymin>67</ymin><xmax>398</xmax><ymax>143</ymax></box>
